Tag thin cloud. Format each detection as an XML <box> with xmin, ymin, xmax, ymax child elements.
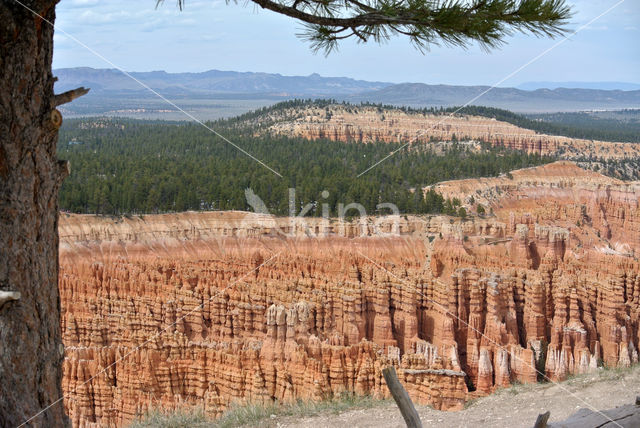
<box><xmin>65</xmin><ymin>0</ymin><xmax>100</xmax><ymax>8</ymax></box>
<box><xmin>53</xmin><ymin>0</ymin><xmax>639</xmax><ymax>84</ymax></box>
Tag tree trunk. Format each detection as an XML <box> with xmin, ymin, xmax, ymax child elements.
<box><xmin>0</xmin><ymin>1</ymin><xmax>69</xmax><ymax>426</ymax></box>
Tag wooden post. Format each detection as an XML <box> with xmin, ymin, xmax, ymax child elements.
<box><xmin>382</xmin><ymin>366</ymin><xmax>422</xmax><ymax>428</ymax></box>
<box><xmin>533</xmin><ymin>411</ymin><xmax>551</xmax><ymax>428</ymax></box>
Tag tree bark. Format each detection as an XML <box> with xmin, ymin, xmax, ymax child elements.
<box><xmin>0</xmin><ymin>1</ymin><xmax>69</xmax><ymax>426</ymax></box>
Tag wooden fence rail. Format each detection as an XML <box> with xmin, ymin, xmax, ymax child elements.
<box><xmin>382</xmin><ymin>366</ymin><xmax>423</xmax><ymax>428</ymax></box>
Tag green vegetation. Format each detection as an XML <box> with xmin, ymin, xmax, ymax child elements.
<box><xmin>447</xmin><ymin>105</ymin><xmax>640</xmax><ymax>143</ymax></box>
<box><xmin>130</xmin><ymin>394</ymin><xmax>386</xmax><ymax>428</ymax></box>
<box><xmin>580</xmin><ymin>157</ymin><xmax>640</xmax><ymax>181</ymax></box>
<box><xmin>164</xmin><ymin>0</ymin><xmax>571</xmax><ymax>55</ymax></box>
<box><xmin>58</xmin><ymin>116</ymin><xmax>553</xmax><ymax>215</ymax></box>
<box><xmin>527</xmin><ymin>109</ymin><xmax>640</xmax><ymax>143</ymax></box>
<box><xmin>229</xmin><ymin>100</ymin><xmax>639</xmax><ymax>143</ymax></box>
<box><xmin>129</xmin><ymin>407</ymin><xmax>210</xmax><ymax>428</ymax></box>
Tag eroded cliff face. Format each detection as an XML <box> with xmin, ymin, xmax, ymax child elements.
<box><xmin>60</xmin><ymin>237</ymin><xmax>471</xmax><ymax>427</ymax></box>
<box><xmin>258</xmin><ymin>105</ymin><xmax>640</xmax><ymax>161</ymax></box>
<box><xmin>59</xmin><ymin>163</ymin><xmax>640</xmax><ymax>427</ymax></box>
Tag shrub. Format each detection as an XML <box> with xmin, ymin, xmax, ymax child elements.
<box><xmin>129</xmin><ymin>393</ymin><xmax>385</xmax><ymax>428</ymax></box>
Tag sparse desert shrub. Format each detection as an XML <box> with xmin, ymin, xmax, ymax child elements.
<box><xmin>129</xmin><ymin>393</ymin><xmax>384</xmax><ymax>428</ymax></box>
<box><xmin>129</xmin><ymin>407</ymin><xmax>209</xmax><ymax>428</ymax></box>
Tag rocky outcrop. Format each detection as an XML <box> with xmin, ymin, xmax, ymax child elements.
<box><xmin>426</xmin><ymin>163</ymin><xmax>640</xmax><ymax>389</ymax></box>
<box><xmin>59</xmin><ymin>163</ymin><xmax>640</xmax><ymax>427</ymax></box>
<box><xmin>259</xmin><ymin>105</ymin><xmax>640</xmax><ymax>161</ymax></box>
<box><xmin>432</xmin><ymin>161</ymin><xmax>640</xmax><ymax>248</ymax></box>
<box><xmin>58</xmin><ymin>211</ymin><xmax>435</xmax><ymax>244</ymax></box>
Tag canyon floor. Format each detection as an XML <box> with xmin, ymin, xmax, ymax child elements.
<box><xmin>273</xmin><ymin>365</ymin><xmax>640</xmax><ymax>428</ymax></box>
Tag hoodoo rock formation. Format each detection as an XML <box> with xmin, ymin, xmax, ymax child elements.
<box><xmin>257</xmin><ymin>104</ymin><xmax>640</xmax><ymax>162</ymax></box>
<box><xmin>59</xmin><ymin>162</ymin><xmax>640</xmax><ymax>427</ymax></box>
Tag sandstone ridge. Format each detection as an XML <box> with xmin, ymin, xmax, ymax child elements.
<box><xmin>256</xmin><ymin>104</ymin><xmax>640</xmax><ymax>162</ymax></box>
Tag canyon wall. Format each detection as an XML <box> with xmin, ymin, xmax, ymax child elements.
<box><xmin>259</xmin><ymin>105</ymin><xmax>640</xmax><ymax>161</ymax></box>
<box><xmin>59</xmin><ymin>163</ymin><xmax>640</xmax><ymax>427</ymax></box>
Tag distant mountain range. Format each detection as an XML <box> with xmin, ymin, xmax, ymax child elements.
<box><xmin>517</xmin><ymin>81</ymin><xmax>640</xmax><ymax>91</ymax></box>
<box><xmin>54</xmin><ymin>67</ymin><xmax>390</xmax><ymax>97</ymax></box>
<box><xmin>54</xmin><ymin>67</ymin><xmax>640</xmax><ymax>117</ymax></box>
<box><xmin>348</xmin><ymin>83</ymin><xmax>640</xmax><ymax>113</ymax></box>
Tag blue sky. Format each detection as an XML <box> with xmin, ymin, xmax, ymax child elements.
<box><xmin>53</xmin><ymin>0</ymin><xmax>639</xmax><ymax>85</ymax></box>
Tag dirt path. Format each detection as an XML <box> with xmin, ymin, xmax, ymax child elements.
<box><xmin>273</xmin><ymin>366</ymin><xmax>640</xmax><ymax>427</ymax></box>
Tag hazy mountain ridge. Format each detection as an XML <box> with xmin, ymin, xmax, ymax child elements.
<box><xmin>517</xmin><ymin>81</ymin><xmax>640</xmax><ymax>91</ymax></box>
<box><xmin>54</xmin><ymin>67</ymin><xmax>640</xmax><ymax>117</ymax></box>
<box><xmin>347</xmin><ymin>83</ymin><xmax>640</xmax><ymax>113</ymax></box>
<box><xmin>54</xmin><ymin>67</ymin><xmax>391</xmax><ymax>96</ymax></box>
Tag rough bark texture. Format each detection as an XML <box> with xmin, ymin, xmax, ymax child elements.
<box><xmin>0</xmin><ymin>1</ymin><xmax>69</xmax><ymax>426</ymax></box>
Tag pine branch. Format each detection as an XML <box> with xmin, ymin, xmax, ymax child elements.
<box><xmin>159</xmin><ymin>0</ymin><xmax>572</xmax><ymax>54</ymax></box>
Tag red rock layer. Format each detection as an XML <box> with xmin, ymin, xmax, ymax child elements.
<box><xmin>59</xmin><ymin>163</ymin><xmax>640</xmax><ymax>427</ymax></box>
<box><xmin>60</xmin><ymin>239</ymin><xmax>468</xmax><ymax>427</ymax></box>
<box><xmin>427</xmin><ymin>163</ymin><xmax>640</xmax><ymax>392</ymax></box>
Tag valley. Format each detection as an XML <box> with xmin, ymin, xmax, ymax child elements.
<box><xmin>59</xmin><ymin>162</ymin><xmax>640</xmax><ymax>426</ymax></box>
<box><xmin>54</xmin><ymin>68</ymin><xmax>640</xmax><ymax>118</ymax></box>
<box><xmin>3</xmin><ymin>2</ymin><xmax>638</xmax><ymax>427</ymax></box>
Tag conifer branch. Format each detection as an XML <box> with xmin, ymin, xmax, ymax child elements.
<box><xmin>159</xmin><ymin>0</ymin><xmax>572</xmax><ymax>54</ymax></box>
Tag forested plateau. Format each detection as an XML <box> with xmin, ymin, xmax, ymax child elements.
<box><xmin>58</xmin><ymin>109</ymin><xmax>554</xmax><ymax>216</ymax></box>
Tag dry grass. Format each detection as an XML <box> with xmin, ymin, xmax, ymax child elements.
<box><xmin>129</xmin><ymin>393</ymin><xmax>386</xmax><ymax>428</ymax></box>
